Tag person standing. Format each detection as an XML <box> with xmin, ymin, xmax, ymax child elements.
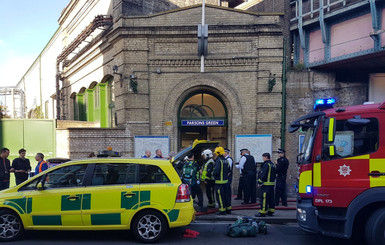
<box><xmin>213</xmin><ymin>147</ymin><xmax>230</xmax><ymax>215</ymax></box>
<box><xmin>182</xmin><ymin>153</ymin><xmax>206</xmax><ymax>212</ymax></box>
<box><xmin>201</xmin><ymin>149</ymin><xmax>215</xmax><ymax>209</ymax></box>
<box><xmin>154</xmin><ymin>149</ymin><xmax>163</xmax><ymax>158</ymax></box>
<box><xmin>35</xmin><ymin>153</ymin><xmax>49</xmax><ymax>174</ymax></box>
<box><xmin>239</xmin><ymin>149</ymin><xmax>257</xmax><ymax>205</ymax></box>
<box><xmin>12</xmin><ymin>149</ymin><xmax>31</xmax><ymax>185</ymax></box>
<box><xmin>275</xmin><ymin>148</ymin><xmax>289</xmax><ymax>206</ymax></box>
<box><xmin>142</xmin><ymin>150</ymin><xmax>151</xmax><ymax>158</ymax></box>
<box><xmin>0</xmin><ymin>148</ymin><xmax>12</xmax><ymax>190</ymax></box>
<box><xmin>256</xmin><ymin>153</ymin><xmax>276</xmax><ymax>217</ymax></box>
<box><xmin>223</xmin><ymin>148</ymin><xmax>233</xmax><ymax>211</ymax></box>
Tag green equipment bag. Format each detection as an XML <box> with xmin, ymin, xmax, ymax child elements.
<box><xmin>227</xmin><ymin>216</ymin><xmax>267</xmax><ymax>237</ymax></box>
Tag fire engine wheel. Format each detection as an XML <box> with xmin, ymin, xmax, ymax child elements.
<box><xmin>365</xmin><ymin>207</ymin><xmax>385</xmax><ymax>245</ymax></box>
<box><xmin>131</xmin><ymin>210</ymin><xmax>167</xmax><ymax>243</ymax></box>
<box><xmin>0</xmin><ymin>210</ymin><xmax>24</xmax><ymax>242</ymax></box>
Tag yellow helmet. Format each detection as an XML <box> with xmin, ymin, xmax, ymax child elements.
<box><xmin>214</xmin><ymin>147</ymin><xmax>225</xmax><ymax>156</ymax></box>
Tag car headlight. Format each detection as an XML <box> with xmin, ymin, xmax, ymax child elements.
<box><xmin>297</xmin><ymin>208</ymin><xmax>307</xmax><ymax>222</ymax></box>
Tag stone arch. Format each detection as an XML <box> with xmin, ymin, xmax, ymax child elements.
<box><xmin>163</xmin><ymin>74</ymin><xmax>243</xmax><ymax>151</ymax></box>
<box><xmin>78</xmin><ymin>87</ymin><xmax>87</xmax><ymax>94</ymax></box>
<box><xmin>89</xmin><ymin>81</ymin><xmax>98</xmax><ymax>89</ymax></box>
<box><xmin>101</xmin><ymin>74</ymin><xmax>114</xmax><ymax>83</ymax></box>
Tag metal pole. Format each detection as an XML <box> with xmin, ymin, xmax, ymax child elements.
<box><xmin>200</xmin><ymin>0</ymin><xmax>205</xmax><ymax>73</ymax></box>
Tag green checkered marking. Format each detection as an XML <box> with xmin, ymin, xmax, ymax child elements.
<box><xmin>4</xmin><ymin>197</ymin><xmax>32</xmax><ymax>214</ymax></box>
<box><xmin>164</xmin><ymin>209</ymin><xmax>180</xmax><ymax>222</ymax></box>
<box><xmin>61</xmin><ymin>195</ymin><xmax>82</xmax><ymax>211</ymax></box>
<box><xmin>32</xmin><ymin>215</ymin><xmax>62</xmax><ymax>225</ymax></box>
<box><xmin>121</xmin><ymin>191</ymin><xmax>139</xmax><ymax>210</ymax></box>
<box><xmin>91</xmin><ymin>213</ymin><xmax>121</xmax><ymax>225</ymax></box>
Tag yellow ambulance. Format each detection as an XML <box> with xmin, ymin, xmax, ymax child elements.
<box><xmin>0</xmin><ymin>158</ymin><xmax>194</xmax><ymax>242</ymax></box>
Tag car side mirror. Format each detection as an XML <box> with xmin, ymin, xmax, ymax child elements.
<box><xmin>37</xmin><ymin>181</ymin><xmax>45</xmax><ymax>190</ymax></box>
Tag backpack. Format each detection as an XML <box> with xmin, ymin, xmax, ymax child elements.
<box><xmin>182</xmin><ymin>161</ymin><xmax>197</xmax><ymax>185</ymax></box>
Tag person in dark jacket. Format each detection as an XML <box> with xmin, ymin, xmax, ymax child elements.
<box><xmin>12</xmin><ymin>148</ymin><xmax>31</xmax><ymax>185</ymax></box>
<box><xmin>256</xmin><ymin>152</ymin><xmax>276</xmax><ymax>217</ymax></box>
<box><xmin>239</xmin><ymin>149</ymin><xmax>256</xmax><ymax>204</ymax></box>
<box><xmin>213</xmin><ymin>147</ymin><xmax>231</xmax><ymax>215</ymax></box>
<box><xmin>0</xmin><ymin>148</ymin><xmax>12</xmax><ymax>190</ymax></box>
<box><xmin>275</xmin><ymin>148</ymin><xmax>289</xmax><ymax>206</ymax></box>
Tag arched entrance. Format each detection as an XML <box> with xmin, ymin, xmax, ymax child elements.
<box><xmin>178</xmin><ymin>91</ymin><xmax>227</xmax><ymax>148</ymax></box>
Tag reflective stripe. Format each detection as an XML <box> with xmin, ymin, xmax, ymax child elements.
<box><xmin>263</xmin><ymin>182</ymin><xmax>275</xmax><ymax>186</ymax></box>
<box><xmin>329</xmin><ymin>145</ymin><xmax>335</xmax><ymax>156</ymax></box>
<box><xmin>215</xmin><ymin>159</ymin><xmax>228</xmax><ymax>184</ymax></box>
<box><xmin>328</xmin><ymin>117</ymin><xmax>335</xmax><ymax>142</ymax></box>
<box><xmin>217</xmin><ymin>189</ymin><xmax>225</xmax><ymax>212</ymax></box>
<box><xmin>313</xmin><ymin>163</ymin><xmax>321</xmax><ymax>187</ymax></box>
<box><xmin>260</xmin><ymin>192</ymin><xmax>267</xmax><ymax>214</ymax></box>
<box><xmin>267</xmin><ymin>163</ymin><xmax>271</xmax><ymax>183</ymax></box>
<box><xmin>299</xmin><ymin>170</ymin><xmax>312</xmax><ymax>194</ymax></box>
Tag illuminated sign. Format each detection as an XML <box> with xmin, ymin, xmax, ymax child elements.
<box><xmin>181</xmin><ymin>120</ymin><xmax>224</xmax><ymax>126</ymax></box>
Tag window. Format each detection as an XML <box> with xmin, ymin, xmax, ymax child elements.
<box><xmin>324</xmin><ymin>117</ymin><xmax>379</xmax><ymax>160</ymax></box>
<box><xmin>139</xmin><ymin>165</ymin><xmax>170</xmax><ymax>184</ymax></box>
<box><xmin>44</xmin><ymin>164</ymin><xmax>88</xmax><ymax>189</ymax></box>
<box><xmin>91</xmin><ymin>163</ymin><xmax>137</xmax><ymax>186</ymax></box>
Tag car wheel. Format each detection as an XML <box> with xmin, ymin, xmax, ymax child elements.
<box><xmin>365</xmin><ymin>207</ymin><xmax>385</xmax><ymax>245</ymax></box>
<box><xmin>0</xmin><ymin>210</ymin><xmax>24</xmax><ymax>242</ymax></box>
<box><xmin>132</xmin><ymin>210</ymin><xmax>167</xmax><ymax>243</ymax></box>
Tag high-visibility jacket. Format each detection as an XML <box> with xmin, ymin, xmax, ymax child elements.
<box><xmin>258</xmin><ymin>160</ymin><xmax>276</xmax><ymax>186</ymax></box>
<box><xmin>202</xmin><ymin>158</ymin><xmax>214</xmax><ymax>180</ymax></box>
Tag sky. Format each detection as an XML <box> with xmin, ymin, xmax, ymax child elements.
<box><xmin>0</xmin><ymin>0</ymin><xmax>70</xmax><ymax>87</ymax></box>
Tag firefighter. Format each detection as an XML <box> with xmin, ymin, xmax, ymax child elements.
<box><xmin>182</xmin><ymin>153</ymin><xmax>206</xmax><ymax>212</ymax></box>
<box><xmin>201</xmin><ymin>149</ymin><xmax>215</xmax><ymax>209</ymax></box>
<box><xmin>213</xmin><ymin>147</ymin><xmax>231</xmax><ymax>215</ymax></box>
<box><xmin>255</xmin><ymin>152</ymin><xmax>276</xmax><ymax>217</ymax></box>
<box><xmin>275</xmin><ymin>148</ymin><xmax>289</xmax><ymax>206</ymax></box>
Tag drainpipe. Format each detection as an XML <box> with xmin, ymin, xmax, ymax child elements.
<box><xmin>281</xmin><ymin>39</ymin><xmax>287</xmax><ymax>149</ymax></box>
<box><xmin>56</xmin><ymin>64</ymin><xmax>61</xmax><ymax>120</ymax></box>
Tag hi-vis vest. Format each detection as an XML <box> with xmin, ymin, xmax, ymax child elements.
<box><xmin>202</xmin><ymin>158</ymin><xmax>214</xmax><ymax>181</ymax></box>
<box><xmin>38</xmin><ymin>161</ymin><xmax>49</xmax><ymax>173</ymax></box>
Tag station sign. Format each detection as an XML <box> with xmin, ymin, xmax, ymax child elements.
<box><xmin>181</xmin><ymin>120</ymin><xmax>224</xmax><ymax>126</ymax></box>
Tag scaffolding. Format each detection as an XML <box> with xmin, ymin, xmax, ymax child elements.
<box><xmin>0</xmin><ymin>87</ymin><xmax>25</xmax><ymax>119</ymax></box>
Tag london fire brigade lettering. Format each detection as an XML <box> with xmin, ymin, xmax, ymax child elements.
<box><xmin>338</xmin><ymin>164</ymin><xmax>351</xmax><ymax>177</ymax></box>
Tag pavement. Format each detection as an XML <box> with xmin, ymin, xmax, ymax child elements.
<box><xmin>194</xmin><ymin>196</ymin><xmax>297</xmax><ymax>224</ymax></box>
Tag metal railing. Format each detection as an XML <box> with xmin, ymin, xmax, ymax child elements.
<box><xmin>290</xmin><ymin>0</ymin><xmax>362</xmax><ymax>23</ymax></box>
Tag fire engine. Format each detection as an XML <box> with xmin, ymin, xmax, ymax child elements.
<box><xmin>289</xmin><ymin>98</ymin><xmax>385</xmax><ymax>245</ymax></box>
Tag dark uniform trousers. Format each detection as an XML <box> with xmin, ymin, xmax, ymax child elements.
<box><xmin>225</xmin><ymin>176</ymin><xmax>232</xmax><ymax>209</ymax></box>
<box><xmin>191</xmin><ymin>183</ymin><xmax>203</xmax><ymax>207</ymax></box>
<box><xmin>215</xmin><ymin>184</ymin><xmax>229</xmax><ymax>212</ymax></box>
<box><xmin>236</xmin><ymin>175</ymin><xmax>244</xmax><ymax>199</ymax></box>
<box><xmin>243</xmin><ymin>171</ymin><xmax>256</xmax><ymax>204</ymax></box>
<box><xmin>206</xmin><ymin>180</ymin><xmax>216</xmax><ymax>208</ymax></box>
<box><xmin>275</xmin><ymin>176</ymin><xmax>287</xmax><ymax>206</ymax></box>
<box><xmin>260</xmin><ymin>185</ymin><xmax>275</xmax><ymax>214</ymax></box>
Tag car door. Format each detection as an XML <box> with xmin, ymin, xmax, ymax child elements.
<box><xmin>23</xmin><ymin>163</ymin><xmax>88</xmax><ymax>227</ymax></box>
<box><xmin>138</xmin><ymin>164</ymin><xmax>177</xmax><ymax>215</ymax></box>
<box><xmin>81</xmin><ymin>162</ymin><xmax>140</xmax><ymax>228</ymax></box>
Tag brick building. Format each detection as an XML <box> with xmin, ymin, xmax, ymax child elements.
<box><xmin>54</xmin><ymin>0</ymin><xmax>285</xmax><ymax>160</ymax></box>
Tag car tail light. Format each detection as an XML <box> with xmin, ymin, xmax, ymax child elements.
<box><xmin>176</xmin><ymin>184</ymin><xmax>191</xmax><ymax>203</ymax></box>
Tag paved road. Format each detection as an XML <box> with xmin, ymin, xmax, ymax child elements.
<box><xmin>7</xmin><ymin>222</ymin><xmax>357</xmax><ymax>245</ymax></box>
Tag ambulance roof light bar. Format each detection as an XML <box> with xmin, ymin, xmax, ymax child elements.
<box><xmin>314</xmin><ymin>98</ymin><xmax>336</xmax><ymax>111</ymax></box>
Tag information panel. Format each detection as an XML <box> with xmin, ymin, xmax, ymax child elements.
<box><xmin>235</xmin><ymin>134</ymin><xmax>272</xmax><ymax>163</ymax></box>
<box><xmin>134</xmin><ymin>136</ymin><xmax>170</xmax><ymax>158</ymax></box>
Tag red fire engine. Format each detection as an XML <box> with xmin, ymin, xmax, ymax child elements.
<box><xmin>290</xmin><ymin>98</ymin><xmax>385</xmax><ymax>245</ymax></box>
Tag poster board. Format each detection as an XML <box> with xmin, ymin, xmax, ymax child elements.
<box><xmin>134</xmin><ymin>136</ymin><xmax>170</xmax><ymax>158</ymax></box>
<box><xmin>235</xmin><ymin>134</ymin><xmax>272</xmax><ymax>163</ymax></box>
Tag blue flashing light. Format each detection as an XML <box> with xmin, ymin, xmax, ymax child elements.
<box><xmin>306</xmin><ymin>185</ymin><xmax>312</xmax><ymax>194</ymax></box>
<box><xmin>314</xmin><ymin>98</ymin><xmax>336</xmax><ymax>110</ymax></box>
